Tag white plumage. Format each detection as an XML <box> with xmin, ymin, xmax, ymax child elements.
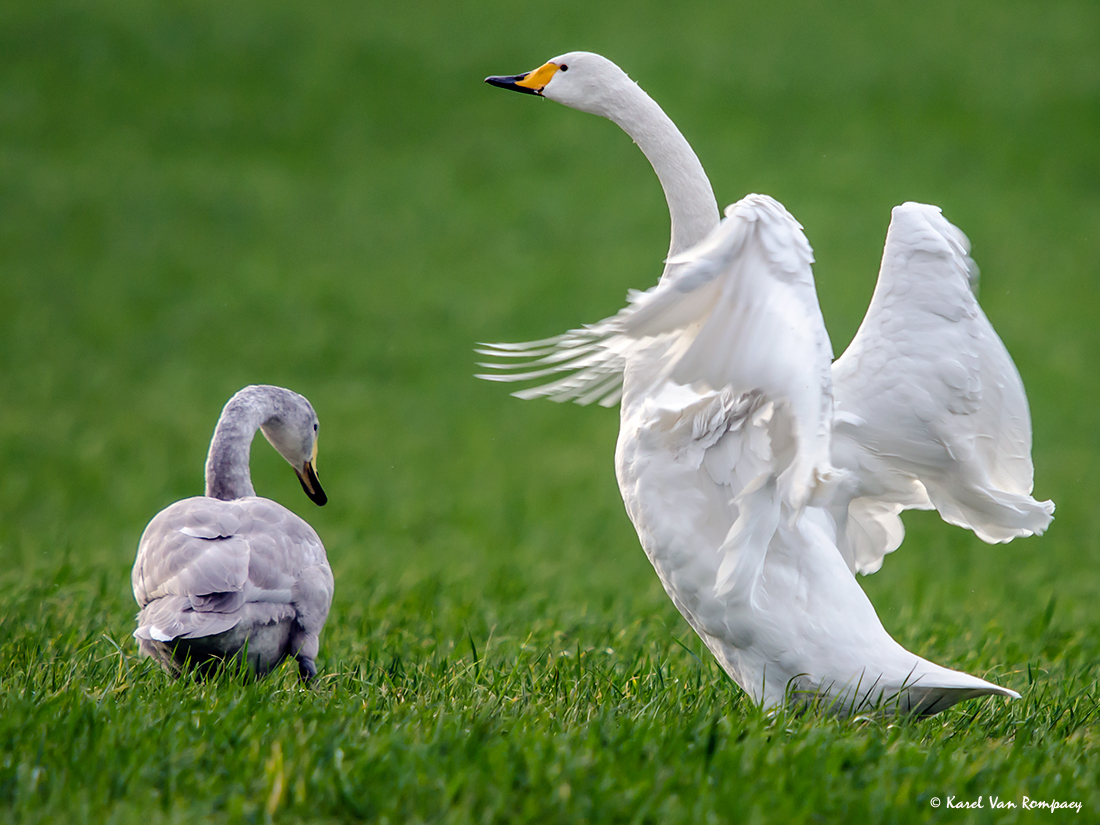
<box><xmin>831</xmin><ymin>203</ymin><xmax>1053</xmax><ymax>572</ymax></box>
<box><xmin>132</xmin><ymin>385</ymin><xmax>333</xmax><ymax>680</ymax></box>
<box><xmin>480</xmin><ymin>52</ymin><xmax>1053</xmax><ymax>715</ymax></box>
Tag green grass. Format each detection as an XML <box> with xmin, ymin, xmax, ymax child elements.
<box><xmin>2</xmin><ymin>0</ymin><xmax>1099</xmax><ymax>821</ymax></box>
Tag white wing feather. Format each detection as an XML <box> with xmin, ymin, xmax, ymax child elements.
<box><xmin>475</xmin><ymin>318</ymin><xmax>631</xmax><ymax>407</ymax></box>
<box><xmin>626</xmin><ymin>195</ymin><xmax>837</xmax><ymax>509</ymax></box>
<box><xmin>478</xmin><ymin>199</ymin><xmax>1052</xmax><ymax>576</ymax></box>
<box><xmin>831</xmin><ymin>203</ymin><xmax>1054</xmax><ymax>573</ymax></box>
<box><xmin>617</xmin><ymin>196</ymin><xmax>839</xmax><ymax>610</ymax></box>
<box><xmin>480</xmin><ymin>195</ymin><xmax>837</xmax><ymax>509</ymax></box>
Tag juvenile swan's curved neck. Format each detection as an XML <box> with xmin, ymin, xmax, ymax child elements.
<box><xmin>204</xmin><ymin>388</ymin><xmax>274</xmax><ymax>500</ymax></box>
<box><xmin>603</xmin><ymin>84</ymin><xmax>720</xmax><ymax>260</ymax></box>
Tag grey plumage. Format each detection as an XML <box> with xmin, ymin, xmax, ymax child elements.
<box><xmin>131</xmin><ymin>385</ymin><xmax>333</xmax><ymax>680</ymax></box>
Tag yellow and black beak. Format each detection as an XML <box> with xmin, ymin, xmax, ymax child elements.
<box><xmin>295</xmin><ymin>441</ymin><xmax>327</xmax><ymax>506</ymax></box>
<box><xmin>485</xmin><ymin>61</ymin><xmax>561</xmax><ymax>96</ymax></box>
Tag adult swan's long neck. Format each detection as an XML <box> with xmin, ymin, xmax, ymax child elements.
<box><xmin>603</xmin><ymin>86</ymin><xmax>720</xmax><ymax>261</ymax></box>
<box><xmin>601</xmin><ymin>85</ymin><xmax>722</xmax><ymax>409</ymax></box>
<box><xmin>476</xmin><ymin>55</ymin><xmax>723</xmax><ymax>408</ymax></box>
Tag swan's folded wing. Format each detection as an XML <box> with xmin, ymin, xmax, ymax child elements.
<box><xmin>831</xmin><ymin>203</ymin><xmax>1053</xmax><ymax>573</ymax></box>
<box><xmin>238</xmin><ymin>498</ymin><xmax>334</xmax><ymax>635</ymax></box>
<box><xmin>134</xmin><ymin>595</ymin><xmax>243</xmax><ymax>641</ymax></box>
<box><xmin>132</xmin><ymin>496</ymin><xmax>332</xmax><ymax>646</ymax></box>
<box><xmin>131</xmin><ymin>497</ymin><xmax>251</xmax><ymax>608</ymax></box>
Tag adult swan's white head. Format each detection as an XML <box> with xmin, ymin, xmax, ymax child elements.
<box><xmin>487</xmin><ymin>52</ymin><xmax>635</xmax><ymax>114</ymax></box>
<box><xmin>487</xmin><ymin>52</ymin><xmax>720</xmax><ymax>259</ymax></box>
<box><xmin>480</xmin><ymin>51</ymin><xmax>1053</xmax><ymax>717</ymax></box>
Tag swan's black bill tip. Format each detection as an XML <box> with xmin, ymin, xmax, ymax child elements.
<box><xmin>485</xmin><ymin>74</ymin><xmax>541</xmax><ymax>96</ymax></box>
<box><xmin>297</xmin><ymin>463</ymin><xmax>327</xmax><ymax>506</ymax></box>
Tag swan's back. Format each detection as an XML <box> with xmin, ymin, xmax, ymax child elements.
<box><xmin>132</xmin><ymin>495</ymin><xmax>333</xmax><ymax>678</ymax></box>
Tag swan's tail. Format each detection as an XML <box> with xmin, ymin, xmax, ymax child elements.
<box><xmin>901</xmin><ymin>680</ymin><xmax>1020</xmax><ymax>718</ymax></box>
<box><xmin>134</xmin><ymin>595</ymin><xmax>242</xmax><ymax>643</ymax></box>
<box><xmin>785</xmin><ymin>660</ymin><xmax>1019</xmax><ymax>718</ymax></box>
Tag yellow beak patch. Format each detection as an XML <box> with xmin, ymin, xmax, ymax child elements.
<box><xmin>515</xmin><ymin>62</ymin><xmax>561</xmax><ymax>93</ymax></box>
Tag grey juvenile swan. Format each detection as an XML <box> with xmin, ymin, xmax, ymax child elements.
<box><xmin>132</xmin><ymin>385</ymin><xmax>334</xmax><ymax>680</ymax></box>
<box><xmin>479</xmin><ymin>52</ymin><xmax>1053</xmax><ymax>715</ymax></box>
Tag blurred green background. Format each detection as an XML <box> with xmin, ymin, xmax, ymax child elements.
<box><xmin>1</xmin><ymin>0</ymin><xmax>1098</xmax><ymax>819</ymax></box>
<box><xmin>3</xmin><ymin>0</ymin><xmax>1096</xmax><ymax>607</ymax></box>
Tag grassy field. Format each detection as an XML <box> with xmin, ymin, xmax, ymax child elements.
<box><xmin>2</xmin><ymin>0</ymin><xmax>1099</xmax><ymax>821</ymax></box>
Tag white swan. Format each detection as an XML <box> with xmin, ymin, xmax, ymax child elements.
<box><xmin>479</xmin><ymin>52</ymin><xmax>1053</xmax><ymax>715</ymax></box>
<box><xmin>132</xmin><ymin>385</ymin><xmax>334</xmax><ymax>680</ymax></box>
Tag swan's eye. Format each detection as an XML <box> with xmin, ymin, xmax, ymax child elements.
<box><xmin>559</xmin><ymin>64</ymin><xmax>568</xmax><ymax>72</ymax></box>
<box><xmin>313</xmin><ymin>423</ymin><xmax>318</xmax><ymax>432</ymax></box>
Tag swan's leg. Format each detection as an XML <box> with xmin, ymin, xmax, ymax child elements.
<box><xmin>296</xmin><ymin>655</ymin><xmax>317</xmax><ymax>681</ymax></box>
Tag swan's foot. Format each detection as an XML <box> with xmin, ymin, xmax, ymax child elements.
<box><xmin>297</xmin><ymin>655</ymin><xmax>317</xmax><ymax>682</ymax></box>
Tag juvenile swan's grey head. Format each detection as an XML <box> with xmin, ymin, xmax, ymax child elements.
<box><xmin>255</xmin><ymin>387</ymin><xmax>326</xmax><ymax>505</ymax></box>
<box><xmin>206</xmin><ymin>385</ymin><xmax>326</xmax><ymax>505</ymax></box>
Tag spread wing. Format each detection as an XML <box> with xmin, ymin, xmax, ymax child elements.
<box><xmin>624</xmin><ymin>194</ymin><xmax>836</xmax><ymax>509</ymax></box>
<box><xmin>616</xmin><ymin>196</ymin><xmax>839</xmax><ymax>609</ymax></box>
<box><xmin>479</xmin><ymin>194</ymin><xmax>837</xmax><ymax>508</ymax></box>
<box><xmin>132</xmin><ymin>496</ymin><xmax>332</xmax><ymax>642</ymax></box>
<box><xmin>831</xmin><ymin>202</ymin><xmax>1054</xmax><ymax>573</ymax></box>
